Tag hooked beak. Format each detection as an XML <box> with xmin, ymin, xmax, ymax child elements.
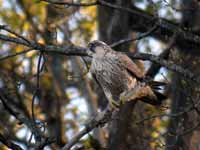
<box><xmin>87</xmin><ymin>48</ymin><xmax>94</xmax><ymax>58</ymax></box>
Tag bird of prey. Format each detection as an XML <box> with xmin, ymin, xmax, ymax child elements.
<box><xmin>87</xmin><ymin>40</ymin><xmax>166</xmax><ymax>108</ymax></box>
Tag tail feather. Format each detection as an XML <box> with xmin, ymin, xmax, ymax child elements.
<box><xmin>140</xmin><ymin>81</ymin><xmax>167</xmax><ymax>106</ymax></box>
<box><xmin>140</xmin><ymin>91</ymin><xmax>166</xmax><ymax>106</ymax></box>
<box><xmin>148</xmin><ymin>81</ymin><xmax>166</xmax><ymax>87</ymax></box>
<box><xmin>154</xmin><ymin>90</ymin><xmax>167</xmax><ymax>100</ymax></box>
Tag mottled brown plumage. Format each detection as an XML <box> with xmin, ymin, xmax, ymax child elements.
<box><xmin>88</xmin><ymin>40</ymin><xmax>165</xmax><ymax>107</ymax></box>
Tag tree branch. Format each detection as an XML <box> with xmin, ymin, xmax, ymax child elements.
<box><xmin>0</xmin><ymin>33</ymin><xmax>199</xmax><ymax>83</ymax></box>
<box><xmin>128</xmin><ymin>53</ymin><xmax>200</xmax><ymax>82</ymax></box>
<box><xmin>0</xmin><ymin>132</ymin><xmax>23</xmax><ymax>150</ymax></box>
<box><xmin>0</xmin><ymin>25</ymin><xmax>31</xmax><ymax>44</ymax></box>
<box><xmin>146</xmin><ymin>32</ymin><xmax>177</xmax><ymax>77</ymax></box>
<box><xmin>0</xmin><ymin>88</ymin><xmax>44</xmax><ymax>143</ymax></box>
<box><xmin>0</xmin><ymin>33</ymin><xmax>87</xmax><ymax>56</ymax></box>
<box><xmin>0</xmin><ymin>48</ymin><xmax>33</xmax><ymax>61</ymax></box>
<box><xmin>41</xmin><ymin>0</ymin><xmax>200</xmax><ymax>49</ymax></box>
<box><xmin>41</xmin><ymin>0</ymin><xmax>98</xmax><ymax>7</ymax></box>
<box><xmin>110</xmin><ymin>24</ymin><xmax>159</xmax><ymax>47</ymax></box>
<box><xmin>61</xmin><ymin>108</ymin><xmax>113</xmax><ymax>150</ymax></box>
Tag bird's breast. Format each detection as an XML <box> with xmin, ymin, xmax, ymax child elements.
<box><xmin>90</xmin><ymin>57</ymin><xmax>133</xmax><ymax>93</ymax></box>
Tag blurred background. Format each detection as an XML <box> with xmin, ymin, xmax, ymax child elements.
<box><xmin>0</xmin><ymin>0</ymin><xmax>200</xmax><ymax>150</ymax></box>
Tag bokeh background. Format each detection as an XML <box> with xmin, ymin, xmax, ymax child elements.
<box><xmin>0</xmin><ymin>0</ymin><xmax>200</xmax><ymax>150</ymax></box>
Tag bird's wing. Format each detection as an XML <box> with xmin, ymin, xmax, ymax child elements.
<box><xmin>91</xmin><ymin>72</ymin><xmax>102</xmax><ymax>88</ymax></box>
<box><xmin>119</xmin><ymin>53</ymin><xmax>145</xmax><ymax>79</ymax></box>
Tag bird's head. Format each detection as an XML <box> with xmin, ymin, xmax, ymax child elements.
<box><xmin>87</xmin><ymin>40</ymin><xmax>110</xmax><ymax>57</ymax></box>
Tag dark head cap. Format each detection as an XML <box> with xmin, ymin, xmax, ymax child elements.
<box><xmin>87</xmin><ymin>40</ymin><xmax>107</xmax><ymax>53</ymax></box>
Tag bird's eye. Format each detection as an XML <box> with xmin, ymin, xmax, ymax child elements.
<box><xmin>88</xmin><ymin>43</ymin><xmax>95</xmax><ymax>53</ymax></box>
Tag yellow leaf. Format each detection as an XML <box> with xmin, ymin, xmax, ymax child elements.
<box><xmin>23</xmin><ymin>22</ymin><xmax>30</xmax><ymax>31</ymax></box>
<box><xmin>26</xmin><ymin>50</ymin><xmax>36</xmax><ymax>57</ymax></box>
<box><xmin>37</xmin><ymin>38</ymin><xmax>45</xmax><ymax>44</ymax></box>
<box><xmin>81</xmin><ymin>5</ymin><xmax>97</xmax><ymax>18</ymax></box>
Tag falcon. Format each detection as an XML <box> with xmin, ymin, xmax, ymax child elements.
<box><xmin>87</xmin><ymin>40</ymin><xmax>166</xmax><ymax>108</ymax></box>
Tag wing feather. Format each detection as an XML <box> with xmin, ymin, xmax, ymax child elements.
<box><xmin>91</xmin><ymin>72</ymin><xmax>102</xmax><ymax>88</ymax></box>
<box><xmin>118</xmin><ymin>53</ymin><xmax>145</xmax><ymax>79</ymax></box>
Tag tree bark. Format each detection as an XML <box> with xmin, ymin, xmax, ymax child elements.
<box><xmin>166</xmin><ymin>0</ymin><xmax>200</xmax><ymax>150</ymax></box>
<box><xmin>98</xmin><ymin>1</ymin><xmax>152</xmax><ymax>149</ymax></box>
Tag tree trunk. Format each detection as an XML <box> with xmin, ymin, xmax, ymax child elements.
<box><xmin>98</xmin><ymin>1</ymin><xmax>152</xmax><ymax>149</ymax></box>
<box><xmin>166</xmin><ymin>0</ymin><xmax>200</xmax><ymax>149</ymax></box>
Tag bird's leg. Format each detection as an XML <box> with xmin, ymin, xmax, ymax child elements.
<box><xmin>104</xmin><ymin>89</ymin><xmax>120</xmax><ymax>109</ymax></box>
<box><xmin>119</xmin><ymin>83</ymin><xmax>144</xmax><ymax>104</ymax></box>
<box><xmin>109</xmin><ymin>97</ymin><xmax>120</xmax><ymax>109</ymax></box>
<box><xmin>119</xmin><ymin>88</ymin><xmax>137</xmax><ymax>104</ymax></box>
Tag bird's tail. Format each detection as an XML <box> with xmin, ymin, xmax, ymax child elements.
<box><xmin>140</xmin><ymin>81</ymin><xmax>167</xmax><ymax>106</ymax></box>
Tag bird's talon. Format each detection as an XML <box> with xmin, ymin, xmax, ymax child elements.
<box><xmin>109</xmin><ymin>99</ymin><xmax>120</xmax><ymax>109</ymax></box>
<box><xmin>119</xmin><ymin>92</ymin><xmax>127</xmax><ymax>105</ymax></box>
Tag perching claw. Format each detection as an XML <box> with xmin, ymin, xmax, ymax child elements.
<box><xmin>108</xmin><ymin>97</ymin><xmax>120</xmax><ymax>109</ymax></box>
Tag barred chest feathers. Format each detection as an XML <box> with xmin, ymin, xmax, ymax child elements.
<box><xmin>90</xmin><ymin>55</ymin><xmax>137</xmax><ymax>96</ymax></box>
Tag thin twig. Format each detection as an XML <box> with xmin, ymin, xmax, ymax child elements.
<box><xmin>0</xmin><ymin>48</ymin><xmax>34</xmax><ymax>61</ymax></box>
<box><xmin>31</xmin><ymin>52</ymin><xmax>43</xmax><ymax>122</ymax></box>
<box><xmin>41</xmin><ymin>0</ymin><xmax>98</xmax><ymax>6</ymax></box>
<box><xmin>0</xmin><ymin>33</ymin><xmax>88</xmax><ymax>56</ymax></box>
<box><xmin>128</xmin><ymin>53</ymin><xmax>200</xmax><ymax>83</ymax></box>
<box><xmin>162</xmin><ymin>0</ymin><xmax>196</xmax><ymax>12</ymax></box>
<box><xmin>136</xmin><ymin>102</ymin><xmax>195</xmax><ymax>124</ymax></box>
<box><xmin>42</xmin><ymin>0</ymin><xmax>200</xmax><ymax>45</ymax></box>
<box><xmin>30</xmin><ymin>52</ymin><xmax>45</xmax><ymax>144</ymax></box>
<box><xmin>146</xmin><ymin>32</ymin><xmax>177</xmax><ymax>77</ymax></box>
<box><xmin>179</xmin><ymin>121</ymin><xmax>200</xmax><ymax>136</ymax></box>
<box><xmin>0</xmin><ymin>25</ymin><xmax>31</xmax><ymax>44</ymax></box>
<box><xmin>0</xmin><ymin>88</ymin><xmax>44</xmax><ymax>142</ymax></box>
<box><xmin>0</xmin><ymin>132</ymin><xmax>23</xmax><ymax>150</ymax></box>
<box><xmin>110</xmin><ymin>24</ymin><xmax>159</xmax><ymax>47</ymax></box>
<box><xmin>147</xmin><ymin>0</ymin><xmax>159</xmax><ymax>18</ymax></box>
<box><xmin>42</xmin><ymin>0</ymin><xmax>150</xmax><ymax>19</ymax></box>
